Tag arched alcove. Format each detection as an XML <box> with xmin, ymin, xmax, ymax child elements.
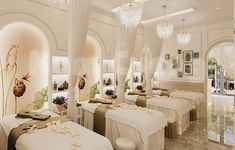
<box><xmin>87</xmin><ymin>29</ymin><xmax>105</xmax><ymax>56</ymax></box>
<box><xmin>78</xmin><ymin>35</ymin><xmax>102</xmax><ymax>100</ymax></box>
<box><xmin>205</xmin><ymin>38</ymin><xmax>234</xmax><ymax>99</ymax></box>
<box><xmin>0</xmin><ymin>12</ymin><xmax>57</xmax><ymax>50</ymax></box>
<box><xmin>206</xmin><ymin>40</ymin><xmax>234</xmax><ymax>146</ymax></box>
<box><xmin>0</xmin><ymin>22</ymin><xmax>50</xmax><ymax>115</ymax></box>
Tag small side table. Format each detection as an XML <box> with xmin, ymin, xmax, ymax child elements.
<box><xmin>52</xmin><ymin>107</ymin><xmax>67</xmax><ymax>116</ymax></box>
<box><xmin>51</xmin><ymin>104</ymin><xmax>82</xmax><ymax>124</ymax></box>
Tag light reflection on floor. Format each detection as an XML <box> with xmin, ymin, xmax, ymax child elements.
<box><xmin>165</xmin><ymin>95</ymin><xmax>234</xmax><ymax>150</ymax></box>
<box><xmin>208</xmin><ymin>94</ymin><xmax>234</xmax><ymax>146</ymax></box>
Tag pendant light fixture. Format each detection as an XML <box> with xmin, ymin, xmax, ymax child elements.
<box><xmin>177</xmin><ymin>19</ymin><xmax>191</xmax><ymax>45</ymax></box>
<box><xmin>118</xmin><ymin>0</ymin><xmax>142</xmax><ymax>29</ymax></box>
<box><xmin>156</xmin><ymin>5</ymin><xmax>174</xmax><ymax>39</ymax></box>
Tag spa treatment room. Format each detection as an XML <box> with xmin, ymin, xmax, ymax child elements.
<box><xmin>0</xmin><ymin>0</ymin><xmax>234</xmax><ymax>150</ymax></box>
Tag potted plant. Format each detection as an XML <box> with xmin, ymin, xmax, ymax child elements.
<box><xmin>53</xmin><ymin>96</ymin><xmax>66</xmax><ymax>111</ymax></box>
<box><xmin>105</xmin><ymin>89</ymin><xmax>114</xmax><ymax>99</ymax></box>
<box><xmin>136</xmin><ymin>85</ymin><xmax>143</xmax><ymax>92</ymax></box>
<box><xmin>124</xmin><ymin>79</ymin><xmax>130</xmax><ymax>93</ymax></box>
<box><xmin>88</xmin><ymin>82</ymin><xmax>100</xmax><ymax>99</ymax></box>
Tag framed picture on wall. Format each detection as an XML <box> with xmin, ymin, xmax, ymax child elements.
<box><xmin>183</xmin><ymin>50</ymin><xmax>193</xmax><ymax>63</ymax></box>
<box><xmin>165</xmin><ymin>54</ymin><xmax>170</xmax><ymax>60</ymax></box>
<box><xmin>193</xmin><ymin>52</ymin><xmax>199</xmax><ymax>59</ymax></box>
<box><xmin>177</xmin><ymin>71</ymin><xmax>183</xmax><ymax>78</ymax></box>
<box><xmin>177</xmin><ymin>49</ymin><xmax>182</xmax><ymax>55</ymax></box>
<box><xmin>172</xmin><ymin>57</ymin><xmax>180</xmax><ymax>69</ymax></box>
<box><xmin>183</xmin><ymin>63</ymin><xmax>193</xmax><ymax>76</ymax></box>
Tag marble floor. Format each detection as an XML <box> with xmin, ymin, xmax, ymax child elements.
<box><xmin>164</xmin><ymin>94</ymin><xmax>235</xmax><ymax>150</ymax></box>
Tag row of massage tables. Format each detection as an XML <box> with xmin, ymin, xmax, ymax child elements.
<box><xmin>0</xmin><ymin>89</ymin><xmax>204</xmax><ymax>150</ymax></box>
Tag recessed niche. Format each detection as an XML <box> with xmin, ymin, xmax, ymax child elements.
<box><xmin>0</xmin><ymin>22</ymin><xmax>49</xmax><ymax>115</ymax></box>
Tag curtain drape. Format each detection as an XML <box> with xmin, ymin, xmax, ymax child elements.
<box><xmin>143</xmin><ymin>23</ymin><xmax>163</xmax><ymax>95</ymax></box>
<box><xmin>209</xmin><ymin>46</ymin><xmax>235</xmax><ymax>78</ymax></box>
<box><xmin>67</xmin><ymin>0</ymin><xmax>92</xmax><ymax>120</ymax></box>
<box><xmin>144</xmin><ymin>48</ymin><xmax>159</xmax><ymax>95</ymax></box>
<box><xmin>116</xmin><ymin>21</ymin><xmax>138</xmax><ymax>100</ymax></box>
<box><xmin>140</xmin><ymin>56</ymin><xmax>145</xmax><ymax>88</ymax></box>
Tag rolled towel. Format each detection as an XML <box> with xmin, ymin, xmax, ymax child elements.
<box><xmin>16</xmin><ymin>111</ymin><xmax>51</xmax><ymax>121</ymax></box>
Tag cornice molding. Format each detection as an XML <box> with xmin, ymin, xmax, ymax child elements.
<box><xmin>27</xmin><ymin>0</ymin><xmax>115</xmax><ymax>18</ymax></box>
<box><xmin>27</xmin><ymin>0</ymin><xmax>68</xmax><ymax>12</ymax></box>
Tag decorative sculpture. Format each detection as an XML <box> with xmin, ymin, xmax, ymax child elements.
<box><xmin>13</xmin><ymin>73</ymin><xmax>30</xmax><ymax>113</ymax></box>
<box><xmin>78</xmin><ymin>73</ymin><xmax>87</xmax><ymax>90</ymax></box>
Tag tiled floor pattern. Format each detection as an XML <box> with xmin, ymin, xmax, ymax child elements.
<box><xmin>165</xmin><ymin>95</ymin><xmax>235</xmax><ymax>150</ymax></box>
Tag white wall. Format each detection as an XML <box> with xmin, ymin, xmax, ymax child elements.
<box><xmin>0</xmin><ymin>0</ymin><xmax>144</xmax><ymax>55</ymax></box>
<box><xmin>143</xmin><ymin>21</ymin><xmax>233</xmax><ymax>93</ymax></box>
<box><xmin>0</xmin><ymin>22</ymin><xmax>49</xmax><ymax>115</ymax></box>
<box><xmin>79</xmin><ymin>36</ymin><xmax>101</xmax><ymax>100</ymax></box>
<box><xmin>0</xmin><ymin>0</ymin><xmax>144</xmax><ymax>115</ymax></box>
<box><xmin>89</xmin><ymin>10</ymin><xmax>144</xmax><ymax>58</ymax></box>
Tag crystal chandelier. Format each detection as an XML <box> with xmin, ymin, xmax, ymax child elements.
<box><xmin>156</xmin><ymin>5</ymin><xmax>174</xmax><ymax>40</ymax></box>
<box><xmin>177</xmin><ymin>19</ymin><xmax>191</xmax><ymax>45</ymax></box>
<box><xmin>118</xmin><ymin>1</ymin><xmax>142</xmax><ymax>29</ymax></box>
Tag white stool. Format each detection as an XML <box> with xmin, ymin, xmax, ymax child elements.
<box><xmin>115</xmin><ymin>137</ymin><xmax>136</xmax><ymax>150</ymax></box>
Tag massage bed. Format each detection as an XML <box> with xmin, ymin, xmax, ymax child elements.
<box><xmin>125</xmin><ymin>94</ymin><xmax>195</xmax><ymax>137</ymax></box>
<box><xmin>0</xmin><ymin>110</ymin><xmax>113</xmax><ymax>150</ymax></box>
<box><xmin>80</xmin><ymin>100</ymin><xmax>167</xmax><ymax>150</ymax></box>
<box><xmin>169</xmin><ymin>90</ymin><xmax>204</xmax><ymax>119</ymax></box>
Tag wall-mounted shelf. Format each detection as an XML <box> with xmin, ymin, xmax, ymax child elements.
<box><xmin>103</xmin><ymin>72</ymin><xmax>115</xmax><ymax>74</ymax></box>
<box><xmin>48</xmin><ymin>50</ymin><xmax>69</xmax><ymax>109</ymax></box>
<box><xmin>133</xmin><ymin>82</ymin><xmax>142</xmax><ymax>84</ymax></box>
<box><xmin>101</xmin><ymin>58</ymin><xmax>116</xmax><ymax>97</ymax></box>
<box><xmin>52</xmin><ymin>89</ymin><xmax>69</xmax><ymax>94</ymax></box>
<box><xmin>103</xmin><ymin>84</ymin><xmax>115</xmax><ymax>87</ymax></box>
<box><xmin>52</xmin><ymin>73</ymin><xmax>69</xmax><ymax>75</ymax></box>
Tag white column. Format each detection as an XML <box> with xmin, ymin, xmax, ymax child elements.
<box><xmin>144</xmin><ymin>48</ymin><xmax>151</xmax><ymax>95</ymax></box>
<box><xmin>219</xmin><ymin>65</ymin><xmax>225</xmax><ymax>95</ymax></box>
<box><xmin>233</xmin><ymin>0</ymin><xmax>235</xmax><ymax>146</ymax></box>
<box><xmin>140</xmin><ymin>57</ymin><xmax>145</xmax><ymax>88</ymax></box>
<box><xmin>48</xmin><ymin>50</ymin><xmax>52</xmax><ymax>109</ymax></box>
<box><xmin>67</xmin><ymin>0</ymin><xmax>92</xmax><ymax>120</ymax></box>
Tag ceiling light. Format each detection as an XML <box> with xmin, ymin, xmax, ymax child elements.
<box><xmin>142</xmin><ymin>8</ymin><xmax>195</xmax><ymax>24</ymax></box>
<box><xmin>118</xmin><ymin>1</ymin><xmax>142</xmax><ymax>29</ymax></box>
<box><xmin>216</xmin><ymin>6</ymin><xmax>221</xmax><ymax>10</ymax></box>
<box><xmin>156</xmin><ymin>5</ymin><xmax>174</xmax><ymax>40</ymax></box>
<box><xmin>177</xmin><ymin>19</ymin><xmax>191</xmax><ymax>45</ymax></box>
<box><xmin>111</xmin><ymin>0</ymin><xmax>148</xmax><ymax>13</ymax></box>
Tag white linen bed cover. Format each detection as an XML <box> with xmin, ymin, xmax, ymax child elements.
<box><xmin>0</xmin><ymin>110</ymin><xmax>113</xmax><ymax>150</ymax></box>
<box><xmin>170</xmin><ymin>90</ymin><xmax>204</xmax><ymax>106</ymax></box>
<box><xmin>147</xmin><ymin>96</ymin><xmax>195</xmax><ymax>120</ymax></box>
<box><xmin>125</xmin><ymin>94</ymin><xmax>195</xmax><ymax>122</ymax></box>
<box><xmin>81</xmin><ymin>101</ymin><xmax>167</xmax><ymax>150</ymax></box>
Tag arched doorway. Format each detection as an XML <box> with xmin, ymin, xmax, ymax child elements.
<box><xmin>78</xmin><ymin>35</ymin><xmax>102</xmax><ymax>100</ymax></box>
<box><xmin>207</xmin><ymin>41</ymin><xmax>234</xmax><ymax>146</ymax></box>
<box><xmin>0</xmin><ymin>22</ymin><xmax>50</xmax><ymax>116</ymax></box>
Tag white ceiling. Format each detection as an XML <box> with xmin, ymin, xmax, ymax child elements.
<box><xmin>34</xmin><ymin>0</ymin><xmax>233</xmax><ymax>28</ymax></box>
<box><xmin>92</xmin><ymin>0</ymin><xmax>234</xmax><ymax>27</ymax></box>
